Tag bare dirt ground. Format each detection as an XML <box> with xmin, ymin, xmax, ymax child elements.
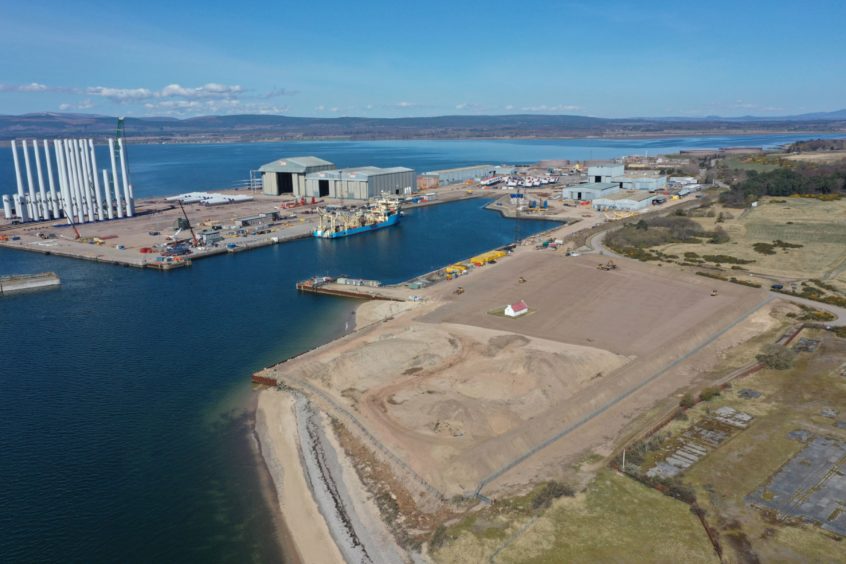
<box><xmin>259</xmin><ymin>251</ymin><xmax>775</xmax><ymax>500</ymax></box>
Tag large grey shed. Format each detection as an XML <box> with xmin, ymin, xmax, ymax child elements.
<box><xmin>259</xmin><ymin>156</ymin><xmax>336</xmax><ymax>196</ymax></box>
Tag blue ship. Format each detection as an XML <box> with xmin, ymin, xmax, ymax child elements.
<box><xmin>313</xmin><ymin>198</ymin><xmax>402</xmax><ymax>239</ymax></box>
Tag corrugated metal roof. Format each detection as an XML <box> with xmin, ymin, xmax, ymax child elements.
<box><xmin>596</xmin><ymin>190</ymin><xmax>653</xmax><ymax>202</ymax></box>
<box><xmin>570</xmin><ymin>182</ymin><xmax>618</xmax><ymax>191</ymax></box>
<box><xmin>306</xmin><ymin>166</ymin><xmax>414</xmax><ymax>181</ymax></box>
<box><xmin>259</xmin><ymin>156</ymin><xmax>334</xmax><ymax>173</ymax></box>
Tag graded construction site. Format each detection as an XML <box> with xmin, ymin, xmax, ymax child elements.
<box><xmin>256</xmin><ymin>249</ymin><xmax>778</xmax><ymax>501</ymax></box>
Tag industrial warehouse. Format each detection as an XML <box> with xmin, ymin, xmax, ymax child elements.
<box><xmin>419</xmin><ymin>164</ymin><xmax>516</xmax><ymax>188</ymax></box>
<box><xmin>259</xmin><ymin>156</ymin><xmax>416</xmax><ymax>199</ymax></box>
<box><xmin>562</xmin><ymin>163</ymin><xmax>668</xmax><ymax>202</ymax></box>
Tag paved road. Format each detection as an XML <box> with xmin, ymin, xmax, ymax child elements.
<box><xmin>767</xmin><ymin>292</ymin><xmax>846</xmax><ymax>327</ymax></box>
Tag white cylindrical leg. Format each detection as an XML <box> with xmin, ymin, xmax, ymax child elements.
<box><xmin>77</xmin><ymin>139</ymin><xmax>95</xmax><ymax>222</ymax></box>
<box><xmin>88</xmin><ymin>140</ymin><xmax>104</xmax><ymax>221</ymax></box>
<box><xmin>108</xmin><ymin>139</ymin><xmax>123</xmax><ymax>218</ymax></box>
<box><xmin>22</xmin><ymin>139</ymin><xmax>37</xmax><ymax>220</ymax></box>
<box><xmin>44</xmin><ymin>140</ymin><xmax>60</xmax><ymax>219</ymax></box>
<box><xmin>33</xmin><ymin>140</ymin><xmax>48</xmax><ymax>220</ymax></box>
<box><xmin>118</xmin><ymin>138</ymin><xmax>133</xmax><ymax>217</ymax></box>
<box><xmin>55</xmin><ymin>140</ymin><xmax>72</xmax><ymax>218</ymax></box>
<box><xmin>67</xmin><ymin>139</ymin><xmax>85</xmax><ymax>223</ymax></box>
<box><xmin>13</xmin><ymin>194</ymin><xmax>28</xmax><ymax>222</ymax></box>
<box><xmin>11</xmin><ymin>141</ymin><xmax>26</xmax><ymax>218</ymax></box>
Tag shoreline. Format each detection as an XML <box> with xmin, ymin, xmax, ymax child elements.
<box><xmin>254</xmin><ymin>386</ymin><xmax>410</xmax><ymax>563</ymax></box>
<box><xmin>3</xmin><ymin>129</ymin><xmax>843</xmax><ymax>147</ymax></box>
<box><xmin>246</xmin><ymin>391</ymin><xmax>304</xmax><ymax>564</ymax></box>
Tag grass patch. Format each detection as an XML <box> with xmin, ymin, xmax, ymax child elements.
<box><xmin>494</xmin><ymin>471</ymin><xmax>717</xmax><ymax>563</ymax></box>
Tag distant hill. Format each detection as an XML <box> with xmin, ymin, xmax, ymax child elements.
<box><xmin>1</xmin><ymin>111</ymin><xmax>844</xmax><ymax>142</ymax></box>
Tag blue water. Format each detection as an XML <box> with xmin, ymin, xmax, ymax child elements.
<box><xmin>2</xmin><ymin>133</ymin><xmax>844</xmax><ymax>198</ymax></box>
<box><xmin>0</xmin><ymin>196</ymin><xmax>558</xmax><ymax>563</ymax></box>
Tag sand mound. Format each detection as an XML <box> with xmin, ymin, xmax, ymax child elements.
<box><xmin>383</xmin><ymin>325</ymin><xmax>629</xmax><ymax>439</ymax></box>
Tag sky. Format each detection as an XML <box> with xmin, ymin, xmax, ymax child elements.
<box><xmin>1</xmin><ymin>0</ymin><xmax>844</xmax><ymax>119</ymax></box>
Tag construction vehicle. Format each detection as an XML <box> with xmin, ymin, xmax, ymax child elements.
<box><xmin>596</xmin><ymin>260</ymin><xmax>617</xmax><ymax>271</ymax></box>
<box><xmin>454</xmin><ymin>286</ymin><xmax>465</xmax><ymax>295</ymax></box>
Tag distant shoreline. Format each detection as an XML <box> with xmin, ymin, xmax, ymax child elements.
<box><xmin>3</xmin><ymin>129</ymin><xmax>844</xmax><ymax>147</ymax></box>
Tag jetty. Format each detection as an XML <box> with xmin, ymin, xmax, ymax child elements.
<box><xmin>0</xmin><ymin>272</ymin><xmax>61</xmax><ymax>295</ymax></box>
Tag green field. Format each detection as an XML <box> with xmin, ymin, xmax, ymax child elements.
<box><xmin>433</xmin><ymin>471</ymin><xmax>717</xmax><ymax>563</ymax></box>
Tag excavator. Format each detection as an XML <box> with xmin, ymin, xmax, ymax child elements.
<box><xmin>596</xmin><ymin>260</ymin><xmax>617</xmax><ymax>271</ymax></box>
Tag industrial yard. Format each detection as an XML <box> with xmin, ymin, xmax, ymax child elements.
<box><xmin>0</xmin><ymin>185</ymin><xmax>492</xmax><ymax>268</ymax></box>
<box><xmin>256</xmin><ymin>250</ymin><xmax>775</xmax><ymax>501</ymax></box>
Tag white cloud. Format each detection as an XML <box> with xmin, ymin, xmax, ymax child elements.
<box><xmin>86</xmin><ymin>83</ymin><xmax>245</xmax><ymax>103</ymax></box>
<box><xmin>455</xmin><ymin>102</ymin><xmax>491</xmax><ymax>112</ymax></box>
<box><xmin>520</xmin><ymin>104</ymin><xmax>581</xmax><ymax>113</ymax></box>
<box><xmin>59</xmin><ymin>99</ymin><xmax>94</xmax><ymax>111</ymax></box>
<box><xmin>141</xmin><ymin>98</ymin><xmax>287</xmax><ymax>116</ymax></box>
<box><xmin>87</xmin><ymin>86</ymin><xmax>154</xmax><ymax>102</ymax></box>
<box><xmin>264</xmin><ymin>87</ymin><xmax>298</xmax><ymax>98</ymax></box>
<box><xmin>0</xmin><ymin>82</ymin><xmax>63</xmax><ymax>93</ymax></box>
<box><xmin>159</xmin><ymin>83</ymin><xmax>244</xmax><ymax>98</ymax></box>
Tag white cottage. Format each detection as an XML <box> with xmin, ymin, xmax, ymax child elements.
<box><xmin>504</xmin><ymin>300</ymin><xmax>529</xmax><ymax>318</ymax></box>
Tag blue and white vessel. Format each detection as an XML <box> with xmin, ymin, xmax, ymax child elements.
<box><xmin>313</xmin><ymin>197</ymin><xmax>401</xmax><ymax>239</ymax></box>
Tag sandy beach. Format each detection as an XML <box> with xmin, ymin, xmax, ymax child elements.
<box><xmin>255</xmin><ymin>387</ymin><xmax>409</xmax><ymax>563</ymax></box>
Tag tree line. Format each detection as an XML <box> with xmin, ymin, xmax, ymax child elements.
<box><xmin>719</xmin><ymin>162</ymin><xmax>846</xmax><ymax>207</ymax></box>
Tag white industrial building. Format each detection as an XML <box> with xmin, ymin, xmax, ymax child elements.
<box><xmin>587</xmin><ymin>164</ymin><xmax>625</xmax><ymax>183</ymax></box>
<box><xmin>423</xmin><ymin>164</ymin><xmax>495</xmax><ymax>185</ymax></box>
<box><xmin>592</xmin><ymin>190</ymin><xmax>655</xmax><ymax>212</ymax></box>
<box><xmin>611</xmin><ymin>175</ymin><xmax>668</xmax><ymax>191</ymax></box>
<box><xmin>563</xmin><ymin>182</ymin><xmax>619</xmax><ymax>201</ymax></box>
<box><xmin>670</xmin><ymin>176</ymin><xmax>698</xmax><ymax>186</ymax></box>
<box><xmin>304</xmin><ymin>167</ymin><xmax>416</xmax><ymax>199</ymax></box>
<box><xmin>259</xmin><ymin>156</ymin><xmax>336</xmax><ymax>196</ymax></box>
<box><xmin>3</xmin><ymin>138</ymin><xmax>135</xmax><ymax>223</ymax></box>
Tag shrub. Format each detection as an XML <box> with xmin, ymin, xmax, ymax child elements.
<box><xmin>702</xmin><ymin>254</ymin><xmax>754</xmax><ymax>265</ymax></box>
<box><xmin>709</xmin><ymin>226</ymin><xmax>730</xmax><ymax>244</ymax></box>
<box><xmin>756</xmin><ymin>344</ymin><xmax>796</xmax><ymax>370</ymax></box>
<box><xmin>680</xmin><ymin>392</ymin><xmax>696</xmax><ymax>409</ymax></box>
<box><xmin>699</xmin><ymin>387</ymin><xmax>721</xmax><ymax>402</ymax></box>
<box><xmin>684</xmin><ymin>251</ymin><xmax>700</xmax><ymax>259</ymax></box>
<box><xmin>532</xmin><ymin>481</ymin><xmax>575</xmax><ymax>510</ymax></box>
<box><xmin>753</xmin><ymin>242</ymin><xmax>776</xmax><ymax>255</ymax></box>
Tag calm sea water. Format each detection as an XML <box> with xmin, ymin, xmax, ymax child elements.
<box><xmin>0</xmin><ymin>134</ymin><xmax>842</xmax><ymax>562</ymax></box>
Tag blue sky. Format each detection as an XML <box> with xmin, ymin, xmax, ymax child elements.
<box><xmin>1</xmin><ymin>0</ymin><xmax>844</xmax><ymax>118</ymax></box>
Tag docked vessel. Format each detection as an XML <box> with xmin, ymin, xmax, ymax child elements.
<box><xmin>313</xmin><ymin>197</ymin><xmax>401</xmax><ymax>239</ymax></box>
